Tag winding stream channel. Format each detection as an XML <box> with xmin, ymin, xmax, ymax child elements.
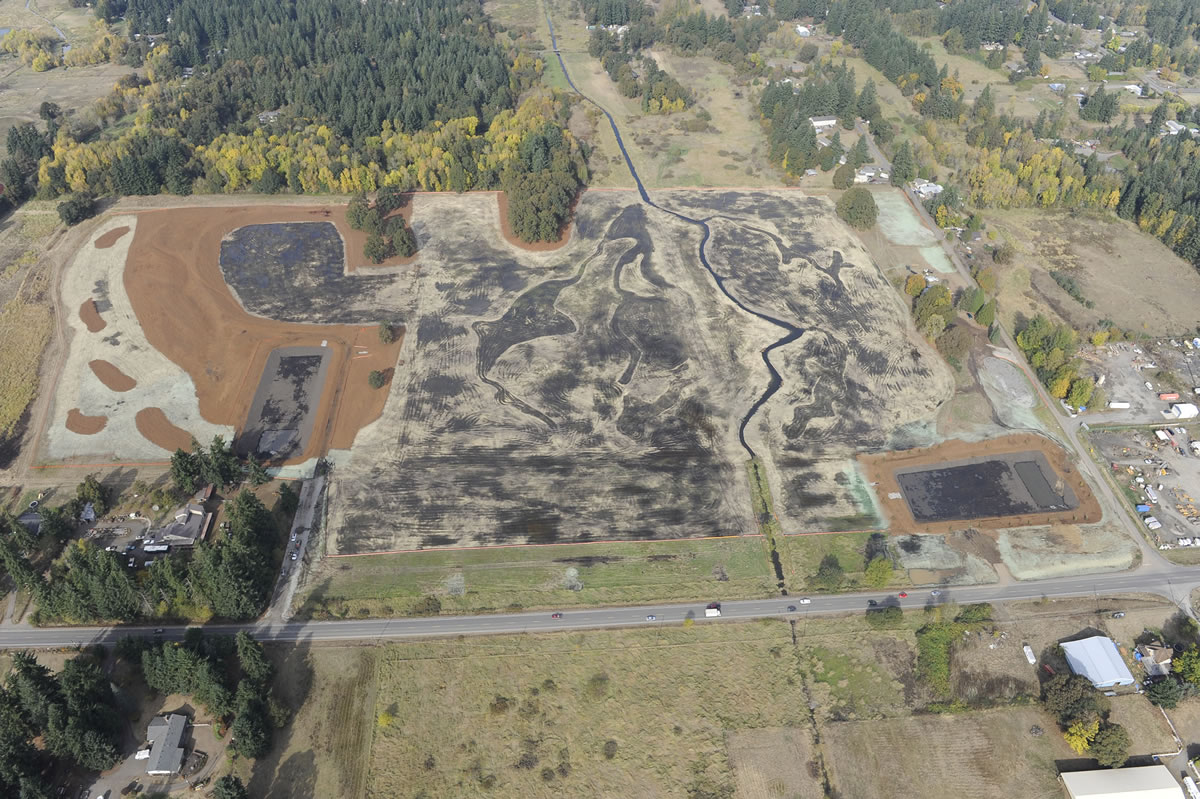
<box><xmin>543</xmin><ymin>12</ymin><xmax>803</xmax><ymax>459</ymax></box>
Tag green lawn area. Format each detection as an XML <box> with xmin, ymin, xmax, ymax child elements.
<box><xmin>296</xmin><ymin>536</ymin><xmax>779</xmax><ymax>617</ymax></box>
<box><xmin>778</xmin><ymin>531</ymin><xmax>885</xmax><ymax>591</ymax></box>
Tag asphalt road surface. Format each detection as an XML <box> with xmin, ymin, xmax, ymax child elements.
<box><xmin>4</xmin><ymin>563</ymin><xmax>1197</xmax><ymax>650</ymax></box>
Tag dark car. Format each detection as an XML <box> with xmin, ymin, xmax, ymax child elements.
<box><xmin>786</xmin><ymin>605</ymin><xmax>797</xmax><ymax>612</ymax></box>
<box><xmin>867</xmin><ymin>599</ymin><xmax>878</xmax><ymax>607</ymax></box>
<box><xmin>551</xmin><ymin>613</ymin><xmax>562</xmax><ymax>619</ymax></box>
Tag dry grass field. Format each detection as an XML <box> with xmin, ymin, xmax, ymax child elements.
<box><xmin>821</xmin><ymin>708</ymin><xmax>1075</xmax><ymax>799</ymax></box>
<box><xmin>726</xmin><ymin>728</ymin><xmax>825</xmax><ymax>799</ymax></box>
<box><xmin>243</xmin><ymin>646</ymin><xmax>380</xmax><ymax>799</ymax></box>
<box><xmin>366</xmin><ymin>622</ymin><xmax>809</xmax><ymax>799</ymax></box>
<box><xmin>988</xmin><ymin>209</ymin><xmax>1200</xmax><ymax>336</ymax></box>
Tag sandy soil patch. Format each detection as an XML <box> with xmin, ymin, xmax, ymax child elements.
<box><xmin>727</xmin><ymin>727</ymin><xmax>824</xmax><ymax>799</ymax></box>
<box><xmin>135</xmin><ymin>407</ymin><xmax>194</xmax><ymax>453</ymax></box>
<box><xmin>93</xmin><ymin>226</ymin><xmax>130</xmax><ymax>249</ymax></box>
<box><xmin>88</xmin><ymin>359</ymin><xmax>136</xmax><ymax>392</ymax></box>
<box><xmin>78</xmin><ymin>299</ymin><xmax>105</xmax><ymax>332</ymax></box>
<box><xmin>997</xmin><ymin>523</ymin><xmax>1138</xmax><ymax>580</ymax></box>
<box><xmin>124</xmin><ymin>206</ymin><xmax>405</xmax><ymax>464</ymax></box>
<box><xmin>859</xmin><ymin>433</ymin><xmax>1101</xmax><ymax>533</ymax></box>
<box><xmin>65</xmin><ymin>408</ymin><xmax>106</xmax><ymax>435</ymax></box>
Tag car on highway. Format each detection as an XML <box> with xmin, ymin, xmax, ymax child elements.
<box><xmin>551</xmin><ymin>613</ymin><xmax>562</xmax><ymax>619</ymax></box>
<box><xmin>290</xmin><ymin>552</ymin><xmax>299</xmax><ymax>560</ymax></box>
<box><xmin>127</xmin><ymin>558</ymin><xmax>136</xmax><ymax>568</ymax></box>
<box><xmin>290</xmin><ymin>532</ymin><xmax>298</xmax><ymax>542</ymax></box>
<box><xmin>930</xmin><ymin>590</ymin><xmax>942</xmax><ymax>597</ymax></box>
<box><xmin>867</xmin><ymin>600</ymin><xmax>877</xmax><ymax>607</ymax></box>
<box><xmin>898</xmin><ymin>592</ymin><xmax>907</xmax><ymax>598</ymax></box>
<box><xmin>786</xmin><ymin>605</ymin><xmax>796</xmax><ymax>612</ymax></box>
<box><xmin>797</xmin><ymin>597</ymin><xmax>811</xmax><ymax>604</ymax></box>
<box><xmin>154</xmin><ymin>628</ymin><xmax>163</xmax><ymax>635</ymax></box>
<box><xmin>646</xmin><ymin>615</ymin><xmax>656</xmax><ymax>621</ymax></box>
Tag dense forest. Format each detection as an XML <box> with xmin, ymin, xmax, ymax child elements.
<box><xmin>3</xmin><ymin>0</ymin><xmax>587</xmax><ymax>241</ymax></box>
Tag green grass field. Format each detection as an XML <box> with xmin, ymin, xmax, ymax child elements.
<box><xmin>295</xmin><ymin>536</ymin><xmax>779</xmax><ymax>618</ymax></box>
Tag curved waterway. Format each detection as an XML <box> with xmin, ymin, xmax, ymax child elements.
<box><xmin>543</xmin><ymin>13</ymin><xmax>803</xmax><ymax>457</ymax></box>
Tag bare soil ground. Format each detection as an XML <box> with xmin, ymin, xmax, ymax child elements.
<box><xmin>821</xmin><ymin>708</ymin><xmax>1073</xmax><ymax>799</ymax></box>
<box><xmin>859</xmin><ymin>433</ymin><xmax>1101</xmax><ymax>533</ymax></box>
<box><xmin>122</xmin><ymin>207</ymin><xmax>405</xmax><ymax>461</ymax></box>
<box><xmin>88</xmin><ymin>359</ymin><xmax>135</xmax><ymax>391</ymax></box>
<box><xmin>989</xmin><ymin>209</ymin><xmax>1200</xmax><ymax>336</ymax></box>
<box><xmin>65</xmin><ymin>407</ymin><xmax>105</xmax><ymax>434</ymax></box>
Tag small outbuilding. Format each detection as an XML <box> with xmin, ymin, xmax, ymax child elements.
<box><xmin>1061</xmin><ymin>765</ymin><xmax>1183</xmax><ymax>798</ymax></box>
<box><xmin>1170</xmin><ymin>403</ymin><xmax>1199</xmax><ymax>419</ymax></box>
<box><xmin>1060</xmin><ymin>636</ymin><xmax>1135</xmax><ymax>688</ymax></box>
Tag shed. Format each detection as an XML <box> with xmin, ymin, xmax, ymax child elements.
<box><xmin>1135</xmin><ymin>642</ymin><xmax>1173</xmax><ymax>677</ymax></box>
<box><xmin>1061</xmin><ymin>765</ymin><xmax>1183</xmax><ymax>798</ymax></box>
<box><xmin>1060</xmin><ymin>636</ymin><xmax>1135</xmax><ymax>688</ymax></box>
<box><xmin>1170</xmin><ymin>403</ymin><xmax>1198</xmax><ymax>419</ymax></box>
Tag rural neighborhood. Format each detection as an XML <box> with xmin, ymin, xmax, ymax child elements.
<box><xmin>3</xmin><ymin>0</ymin><xmax>1200</xmax><ymax>796</ymax></box>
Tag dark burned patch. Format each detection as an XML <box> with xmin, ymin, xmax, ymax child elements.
<box><xmin>420</xmin><ymin>534</ymin><xmax>458</xmax><ymax>548</ymax></box>
<box><xmin>553</xmin><ymin>555</ymin><xmax>625</xmax><ymax>567</ymax></box>
<box><xmin>497</xmin><ymin>507</ymin><xmax>563</xmax><ymax>545</ymax></box>
<box><xmin>898</xmin><ymin>535</ymin><xmax>923</xmax><ymax>554</ymax></box>
<box><xmin>417</xmin><ymin>315</ymin><xmax>468</xmax><ymax>347</ymax></box>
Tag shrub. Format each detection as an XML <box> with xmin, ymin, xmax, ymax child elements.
<box><xmin>57</xmin><ymin>192</ymin><xmax>96</xmax><ymax>225</ymax></box>
<box><xmin>1091</xmin><ymin>724</ymin><xmax>1130</xmax><ymax>768</ymax></box>
<box><xmin>1147</xmin><ymin>678</ymin><xmax>1183</xmax><ymax>709</ymax></box>
<box><xmin>863</xmin><ymin>555</ymin><xmax>892</xmax><ymax>588</ymax></box>
<box><xmin>904</xmin><ymin>274</ymin><xmax>926</xmax><ymax>296</ymax></box>
<box><xmin>865</xmin><ymin>605</ymin><xmax>903</xmax><ymax>629</ymax></box>
<box><xmin>368</xmin><ymin>370</ymin><xmax>386</xmax><ymax>389</ymax></box>
<box><xmin>378</xmin><ymin>322</ymin><xmax>396</xmax><ymax>344</ymax></box>
<box><xmin>835</xmin><ymin>186</ymin><xmax>878</xmax><ymax>230</ymax></box>
<box><xmin>603</xmin><ymin>740</ymin><xmax>618</xmax><ymax>759</ymax></box>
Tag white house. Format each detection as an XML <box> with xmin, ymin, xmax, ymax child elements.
<box><xmin>1123</xmin><ymin>84</ymin><xmax>1143</xmax><ymax>96</ymax></box>
<box><xmin>1165</xmin><ymin>120</ymin><xmax>1187</xmax><ymax>135</ymax></box>
<box><xmin>795</xmin><ymin>24</ymin><xmax>810</xmax><ymax>36</ymax></box>
<box><xmin>1061</xmin><ymin>765</ymin><xmax>1184</xmax><ymax>799</ymax></box>
<box><xmin>808</xmin><ymin>116</ymin><xmax>838</xmax><ymax>132</ymax></box>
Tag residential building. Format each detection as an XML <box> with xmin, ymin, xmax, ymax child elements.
<box><xmin>1135</xmin><ymin>642</ymin><xmax>1174</xmax><ymax>677</ymax></box>
<box><xmin>808</xmin><ymin>116</ymin><xmax>838</xmax><ymax>132</ymax></box>
<box><xmin>146</xmin><ymin>714</ymin><xmax>188</xmax><ymax>776</ymax></box>
<box><xmin>795</xmin><ymin>24</ymin><xmax>810</xmax><ymax>36</ymax></box>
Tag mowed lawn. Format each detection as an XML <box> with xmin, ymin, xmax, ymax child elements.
<box><xmin>366</xmin><ymin>622</ymin><xmax>811</xmax><ymax>798</ymax></box>
<box><xmin>296</xmin><ymin>537</ymin><xmax>779</xmax><ymax>617</ymax></box>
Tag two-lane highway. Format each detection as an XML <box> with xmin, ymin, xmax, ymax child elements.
<box><xmin>5</xmin><ymin>563</ymin><xmax>1197</xmax><ymax>650</ymax></box>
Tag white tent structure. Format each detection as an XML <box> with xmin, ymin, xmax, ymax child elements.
<box><xmin>1061</xmin><ymin>636</ymin><xmax>1135</xmax><ymax>688</ymax></box>
<box><xmin>1062</xmin><ymin>765</ymin><xmax>1183</xmax><ymax>799</ymax></box>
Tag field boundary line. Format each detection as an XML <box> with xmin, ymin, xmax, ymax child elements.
<box><xmin>328</xmin><ymin>532</ymin><xmax>764</xmax><ymax>557</ymax></box>
<box><xmin>32</xmin><ymin>460</ymin><xmax>170</xmax><ymax>469</ymax></box>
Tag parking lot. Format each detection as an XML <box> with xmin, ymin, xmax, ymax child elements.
<box><xmin>1089</xmin><ymin>425</ymin><xmax>1200</xmax><ymax>549</ymax></box>
<box><xmin>83</xmin><ymin>515</ymin><xmax>153</xmax><ymax>569</ymax></box>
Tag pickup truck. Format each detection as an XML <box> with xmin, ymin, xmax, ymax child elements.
<box><xmin>705</xmin><ymin>602</ymin><xmax>722</xmax><ymax>617</ymax></box>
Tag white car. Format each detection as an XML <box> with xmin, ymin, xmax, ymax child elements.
<box><xmin>797</xmin><ymin>597</ymin><xmax>812</xmax><ymax>604</ymax></box>
<box><xmin>290</xmin><ymin>552</ymin><xmax>299</xmax><ymax>561</ymax></box>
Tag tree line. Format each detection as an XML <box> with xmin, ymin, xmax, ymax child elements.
<box><xmin>588</xmin><ymin>29</ymin><xmax>692</xmax><ymax>114</ymax></box>
<box><xmin>0</xmin><ymin>650</ymin><xmax>124</xmax><ymax>796</ymax></box>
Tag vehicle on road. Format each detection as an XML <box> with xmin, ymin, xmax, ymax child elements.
<box><xmin>551</xmin><ymin>613</ymin><xmax>562</xmax><ymax>619</ymax></box>
<box><xmin>646</xmin><ymin>615</ymin><xmax>656</xmax><ymax>621</ymax></box>
<box><xmin>786</xmin><ymin>605</ymin><xmax>797</xmax><ymax>612</ymax></box>
<box><xmin>930</xmin><ymin>590</ymin><xmax>942</xmax><ymax>597</ymax></box>
<box><xmin>705</xmin><ymin>602</ymin><xmax>721</xmax><ymax>617</ymax></box>
<box><xmin>290</xmin><ymin>532</ymin><xmax>297</xmax><ymax>541</ymax></box>
<box><xmin>898</xmin><ymin>592</ymin><xmax>908</xmax><ymax>598</ymax></box>
<box><xmin>127</xmin><ymin>558</ymin><xmax>135</xmax><ymax>568</ymax></box>
<box><xmin>290</xmin><ymin>552</ymin><xmax>298</xmax><ymax>560</ymax></box>
<box><xmin>797</xmin><ymin>597</ymin><xmax>811</xmax><ymax>604</ymax></box>
<box><xmin>1112</xmin><ymin>611</ymin><xmax>1126</xmax><ymax>618</ymax></box>
<box><xmin>867</xmin><ymin>599</ymin><xmax>878</xmax><ymax>607</ymax></box>
<box><xmin>153</xmin><ymin>628</ymin><xmax>163</xmax><ymax>635</ymax></box>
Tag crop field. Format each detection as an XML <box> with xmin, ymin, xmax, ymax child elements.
<box><xmin>328</xmin><ymin>189</ymin><xmax>950</xmax><ymax>552</ymax></box>
<box><xmin>988</xmin><ymin>209</ymin><xmax>1200</xmax><ymax>336</ymax></box>
<box><xmin>294</xmin><ymin>536</ymin><xmax>778</xmax><ymax>618</ymax></box>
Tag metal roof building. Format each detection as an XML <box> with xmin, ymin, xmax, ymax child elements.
<box><xmin>146</xmin><ymin>713</ymin><xmax>187</xmax><ymax>775</ymax></box>
<box><xmin>1062</xmin><ymin>765</ymin><xmax>1183</xmax><ymax>798</ymax></box>
<box><xmin>1061</xmin><ymin>636</ymin><xmax>1135</xmax><ymax>688</ymax></box>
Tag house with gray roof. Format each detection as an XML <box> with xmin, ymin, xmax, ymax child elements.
<box><xmin>146</xmin><ymin>714</ymin><xmax>188</xmax><ymax>775</ymax></box>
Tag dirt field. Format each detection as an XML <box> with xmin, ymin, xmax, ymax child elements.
<box><xmin>989</xmin><ymin>209</ymin><xmax>1200</xmax><ymax>336</ymax></box>
<box><xmin>44</xmin><ymin>207</ymin><xmax>405</xmax><ymax>466</ymax></box>
<box><xmin>859</xmin><ymin>433</ymin><xmax>1102</xmax><ymax>533</ymax></box>
<box><xmin>822</xmin><ymin>708</ymin><xmax>1074</xmax><ymax>799</ymax></box>
<box><xmin>326</xmin><ymin>188</ymin><xmax>949</xmax><ymax>552</ymax></box>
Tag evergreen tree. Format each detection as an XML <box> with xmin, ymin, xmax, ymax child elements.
<box><xmin>890</xmin><ymin>140</ymin><xmax>917</xmax><ymax>186</ymax></box>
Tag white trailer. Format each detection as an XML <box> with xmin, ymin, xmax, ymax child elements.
<box><xmin>1107</xmin><ymin>401</ymin><xmax>1131</xmax><ymax>409</ymax></box>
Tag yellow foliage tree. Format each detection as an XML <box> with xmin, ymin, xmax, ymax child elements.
<box><xmin>1064</xmin><ymin>717</ymin><xmax>1099</xmax><ymax>754</ymax></box>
